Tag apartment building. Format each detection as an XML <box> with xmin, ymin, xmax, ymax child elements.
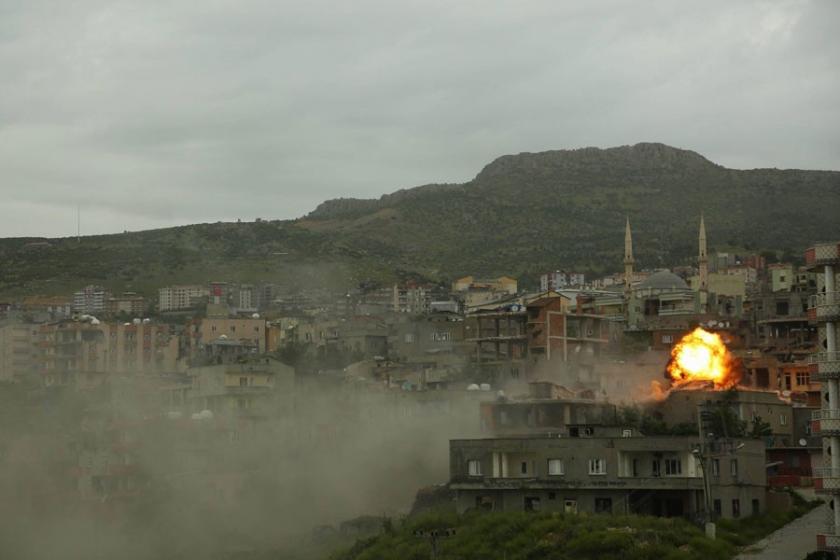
<box><xmin>0</xmin><ymin>323</ymin><xmax>38</xmax><ymax>382</ymax></box>
<box><xmin>540</xmin><ymin>271</ymin><xmax>586</xmax><ymax>291</ymax></box>
<box><xmin>37</xmin><ymin>319</ymin><xmax>179</xmax><ymax>388</ymax></box>
<box><xmin>158</xmin><ymin>285</ymin><xmax>209</xmax><ymax>312</ymax></box>
<box><xmin>105</xmin><ymin>292</ymin><xmax>146</xmax><ymax>317</ymax></box>
<box><xmin>449</xmin><ymin>434</ymin><xmax>766</xmax><ymax>518</ymax></box>
<box><xmin>73</xmin><ymin>285</ymin><xmax>109</xmax><ymax>315</ymax></box>
<box><xmin>804</xmin><ymin>241</ymin><xmax>840</xmax><ymax>553</ymax></box>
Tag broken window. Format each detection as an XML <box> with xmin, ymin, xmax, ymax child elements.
<box><xmin>524</xmin><ymin>496</ymin><xmax>541</xmax><ymax>512</ymax></box>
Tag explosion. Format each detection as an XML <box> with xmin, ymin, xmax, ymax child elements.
<box><xmin>666</xmin><ymin>327</ymin><xmax>738</xmax><ymax>389</ymax></box>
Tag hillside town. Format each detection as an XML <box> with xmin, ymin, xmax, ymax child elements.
<box><xmin>0</xmin><ymin>218</ymin><xmax>838</xmax><ymax>556</ymax></box>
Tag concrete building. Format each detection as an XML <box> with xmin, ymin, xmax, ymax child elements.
<box><xmin>158</xmin><ymin>285</ymin><xmax>209</xmax><ymax>312</ymax></box>
<box><xmin>449</xmin><ymin>434</ymin><xmax>766</xmax><ymax>518</ymax></box>
<box><xmin>804</xmin><ymin>241</ymin><xmax>840</xmax><ymax>553</ymax></box>
<box><xmin>73</xmin><ymin>285</ymin><xmax>109</xmax><ymax>315</ymax></box>
<box><xmin>186</xmin><ymin>356</ymin><xmax>295</xmax><ymax>420</ymax></box>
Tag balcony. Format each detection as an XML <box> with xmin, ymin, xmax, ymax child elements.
<box><xmin>805</xmin><ymin>243</ymin><xmax>840</xmax><ymax>269</ymax></box>
<box><xmin>809</xmin><ymin>352</ymin><xmax>840</xmax><ymax>380</ymax></box>
<box><xmin>808</xmin><ymin>292</ymin><xmax>840</xmax><ymax>322</ymax></box>
<box><xmin>812</xmin><ymin>410</ymin><xmax>840</xmax><ymax>436</ymax></box>
<box><xmin>450</xmin><ymin>476</ymin><xmax>703</xmax><ymax>491</ymax></box>
<box><xmin>814</xmin><ymin>467</ymin><xmax>840</xmax><ymax>493</ymax></box>
<box><xmin>817</xmin><ymin>533</ymin><xmax>840</xmax><ymax>552</ymax></box>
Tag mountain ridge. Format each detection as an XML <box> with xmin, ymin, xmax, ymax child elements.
<box><xmin>1</xmin><ymin>143</ymin><xmax>838</xmax><ymax>297</ymax></box>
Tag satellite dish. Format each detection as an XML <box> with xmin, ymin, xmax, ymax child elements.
<box><xmin>799</xmin><ymin>438</ymin><xmax>808</xmax><ymax>447</ymax></box>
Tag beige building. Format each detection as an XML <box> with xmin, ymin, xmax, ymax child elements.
<box><xmin>0</xmin><ymin>323</ymin><xmax>38</xmax><ymax>382</ymax></box>
<box><xmin>38</xmin><ymin>319</ymin><xmax>180</xmax><ymax>388</ymax></box>
<box><xmin>453</xmin><ymin>276</ymin><xmax>518</xmax><ymax>295</ymax></box>
<box><xmin>769</xmin><ymin>264</ymin><xmax>795</xmax><ymax>293</ymax></box>
<box><xmin>689</xmin><ymin>273</ymin><xmax>746</xmax><ymax>298</ymax></box>
<box><xmin>158</xmin><ymin>285</ymin><xmax>209</xmax><ymax>312</ymax></box>
<box><xmin>196</xmin><ymin>317</ymin><xmax>267</xmax><ymax>353</ymax></box>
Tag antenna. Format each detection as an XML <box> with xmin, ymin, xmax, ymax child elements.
<box><xmin>76</xmin><ymin>204</ymin><xmax>81</xmax><ymax>243</ymax></box>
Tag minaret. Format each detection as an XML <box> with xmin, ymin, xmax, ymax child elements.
<box><xmin>624</xmin><ymin>217</ymin><xmax>634</xmax><ymax>301</ymax></box>
<box><xmin>699</xmin><ymin>214</ymin><xmax>709</xmax><ymax>312</ymax></box>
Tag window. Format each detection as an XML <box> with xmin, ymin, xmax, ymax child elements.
<box><xmin>468</xmin><ymin>460</ymin><xmax>482</xmax><ymax>476</ymax></box>
<box><xmin>652</xmin><ymin>460</ymin><xmax>661</xmax><ymax>477</ymax></box>
<box><xmin>784</xmin><ymin>374</ymin><xmax>792</xmax><ymax>390</ymax></box>
<box><xmin>595</xmin><ymin>498</ymin><xmax>613</xmax><ymax>514</ymax></box>
<box><xmin>780</xmin><ymin>414</ymin><xmax>787</xmax><ymax>426</ymax></box>
<box><xmin>796</xmin><ymin>371</ymin><xmax>810</xmax><ymax>386</ymax></box>
<box><xmin>632</xmin><ymin>458</ymin><xmax>639</xmax><ymax>477</ymax></box>
<box><xmin>588</xmin><ymin>458</ymin><xmax>606</xmax><ymax>475</ymax></box>
<box><xmin>547</xmin><ymin>459</ymin><xmax>564</xmax><ymax>476</ymax></box>
<box><xmin>712</xmin><ymin>458</ymin><xmax>720</xmax><ymax>477</ymax></box>
<box><xmin>547</xmin><ymin>492</ymin><xmax>556</xmax><ymax>500</ymax></box>
<box><xmin>622</xmin><ymin>429</ymin><xmax>633</xmax><ymax>438</ymax></box>
<box><xmin>524</xmin><ymin>496</ymin><xmax>541</xmax><ymax>512</ymax></box>
<box><xmin>752</xmin><ymin>499</ymin><xmax>760</xmax><ymax>516</ymax></box>
<box><xmin>404</xmin><ymin>333</ymin><xmax>415</xmax><ymax>344</ymax></box>
<box><xmin>520</xmin><ymin>461</ymin><xmax>528</xmax><ymax>475</ymax></box>
<box><xmin>661</xmin><ymin>334</ymin><xmax>673</xmax><ymax>344</ymax></box>
<box><xmin>239</xmin><ymin>377</ymin><xmax>247</xmax><ymax>387</ymax></box>
<box><xmin>664</xmin><ymin>458</ymin><xmax>682</xmax><ymax>476</ymax></box>
<box><xmin>730</xmin><ymin>459</ymin><xmax>739</xmax><ymax>478</ymax></box>
<box><xmin>732</xmin><ymin>499</ymin><xmax>741</xmax><ymax>518</ymax></box>
<box><xmin>713</xmin><ymin>499</ymin><xmax>722</xmax><ymax>517</ymax></box>
<box><xmin>564</xmin><ymin>500</ymin><xmax>578</xmax><ymax>514</ymax></box>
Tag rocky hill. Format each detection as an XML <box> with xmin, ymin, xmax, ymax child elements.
<box><xmin>301</xmin><ymin>142</ymin><xmax>840</xmax><ymax>278</ymax></box>
<box><xmin>2</xmin><ymin>143</ymin><xmax>838</xmax><ymax>297</ymax></box>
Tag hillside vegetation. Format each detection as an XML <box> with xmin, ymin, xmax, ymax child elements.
<box><xmin>2</xmin><ymin>143</ymin><xmax>838</xmax><ymax>298</ymax></box>
<box><xmin>331</xmin><ymin>502</ymin><xmax>819</xmax><ymax>560</ymax></box>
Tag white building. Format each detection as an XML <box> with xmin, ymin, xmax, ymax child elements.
<box><xmin>73</xmin><ymin>285</ymin><xmax>109</xmax><ymax>314</ymax></box>
<box><xmin>540</xmin><ymin>271</ymin><xmax>585</xmax><ymax>292</ymax></box>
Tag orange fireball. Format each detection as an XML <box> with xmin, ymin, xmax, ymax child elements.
<box><xmin>667</xmin><ymin>327</ymin><xmax>737</xmax><ymax>389</ymax></box>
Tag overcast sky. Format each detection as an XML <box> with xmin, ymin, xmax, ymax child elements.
<box><xmin>1</xmin><ymin>0</ymin><xmax>837</xmax><ymax>238</ymax></box>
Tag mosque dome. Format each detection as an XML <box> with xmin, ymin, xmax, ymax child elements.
<box><xmin>637</xmin><ymin>270</ymin><xmax>689</xmax><ymax>291</ymax></box>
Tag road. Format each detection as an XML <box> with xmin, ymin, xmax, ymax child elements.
<box><xmin>735</xmin><ymin>503</ymin><xmax>828</xmax><ymax>560</ymax></box>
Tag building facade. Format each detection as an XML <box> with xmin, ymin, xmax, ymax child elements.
<box><xmin>449</xmin><ymin>435</ymin><xmax>766</xmax><ymax>519</ymax></box>
<box><xmin>805</xmin><ymin>241</ymin><xmax>840</xmax><ymax>553</ymax></box>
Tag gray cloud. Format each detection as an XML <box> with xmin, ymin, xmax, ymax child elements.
<box><xmin>0</xmin><ymin>0</ymin><xmax>837</xmax><ymax>237</ymax></box>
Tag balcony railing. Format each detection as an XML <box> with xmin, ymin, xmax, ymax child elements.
<box><xmin>813</xmin><ymin>467</ymin><xmax>840</xmax><ymax>492</ymax></box>
<box><xmin>809</xmin><ymin>351</ymin><xmax>840</xmax><ymax>379</ymax></box>
<box><xmin>808</xmin><ymin>292</ymin><xmax>840</xmax><ymax>321</ymax></box>
<box><xmin>812</xmin><ymin>410</ymin><xmax>840</xmax><ymax>436</ymax></box>
<box><xmin>817</xmin><ymin>533</ymin><xmax>840</xmax><ymax>551</ymax></box>
<box><xmin>806</xmin><ymin>243</ymin><xmax>840</xmax><ymax>268</ymax></box>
